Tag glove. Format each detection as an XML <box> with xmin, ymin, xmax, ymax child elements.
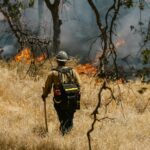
<box><xmin>41</xmin><ymin>94</ymin><xmax>46</xmax><ymax>101</ymax></box>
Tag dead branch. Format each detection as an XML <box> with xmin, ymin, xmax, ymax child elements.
<box><xmin>86</xmin><ymin>1</ymin><xmax>124</xmax><ymax>149</ymax></box>
<box><xmin>0</xmin><ymin>3</ymin><xmax>53</xmax><ymax>77</ymax></box>
<box><xmin>87</xmin><ymin>0</ymin><xmax>122</xmax><ymax>78</ymax></box>
<box><xmin>108</xmin><ymin>0</ymin><xmax>122</xmax><ymax>78</ymax></box>
<box><xmin>0</xmin><ymin>4</ymin><xmax>52</xmax><ymax>55</ymax></box>
<box><xmin>87</xmin><ymin>79</ymin><xmax>119</xmax><ymax>150</ymax></box>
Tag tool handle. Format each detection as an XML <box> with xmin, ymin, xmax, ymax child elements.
<box><xmin>44</xmin><ymin>100</ymin><xmax>48</xmax><ymax>132</ymax></box>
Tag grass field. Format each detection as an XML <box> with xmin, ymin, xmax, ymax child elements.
<box><xmin>0</xmin><ymin>60</ymin><xmax>149</xmax><ymax>150</ymax></box>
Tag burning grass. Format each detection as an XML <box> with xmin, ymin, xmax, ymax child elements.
<box><xmin>75</xmin><ymin>64</ymin><xmax>97</xmax><ymax>76</ymax></box>
<box><xmin>0</xmin><ymin>60</ymin><xmax>150</xmax><ymax>150</ymax></box>
<box><xmin>15</xmin><ymin>48</ymin><xmax>46</xmax><ymax>64</ymax></box>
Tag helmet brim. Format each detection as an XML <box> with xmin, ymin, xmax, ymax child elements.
<box><xmin>56</xmin><ymin>58</ymin><xmax>68</xmax><ymax>62</ymax></box>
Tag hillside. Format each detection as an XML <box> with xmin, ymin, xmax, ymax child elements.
<box><xmin>0</xmin><ymin>60</ymin><xmax>150</xmax><ymax>150</ymax></box>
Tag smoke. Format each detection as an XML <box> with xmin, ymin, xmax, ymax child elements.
<box><xmin>60</xmin><ymin>0</ymin><xmax>150</xmax><ymax>65</ymax></box>
<box><xmin>0</xmin><ymin>0</ymin><xmax>150</xmax><ymax>66</ymax></box>
<box><xmin>0</xmin><ymin>12</ymin><xmax>5</xmax><ymax>21</ymax></box>
<box><xmin>1</xmin><ymin>45</ymin><xmax>18</xmax><ymax>60</ymax></box>
<box><xmin>60</xmin><ymin>0</ymin><xmax>112</xmax><ymax>59</ymax></box>
<box><xmin>117</xmin><ymin>8</ymin><xmax>150</xmax><ymax>57</ymax></box>
<box><xmin>115</xmin><ymin>7</ymin><xmax>150</xmax><ymax>68</ymax></box>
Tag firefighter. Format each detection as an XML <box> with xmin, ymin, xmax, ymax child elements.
<box><xmin>42</xmin><ymin>51</ymin><xmax>81</xmax><ymax>135</ymax></box>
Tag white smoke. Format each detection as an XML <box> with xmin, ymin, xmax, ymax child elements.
<box><xmin>0</xmin><ymin>0</ymin><xmax>149</xmax><ymax>64</ymax></box>
<box><xmin>1</xmin><ymin>45</ymin><xmax>17</xmax><ymax>59</ymax></box>
<box><xmin>0</xmin><ymin>12</ymin><xmax>5</xmax><ymax>21</ymax></box>
<box><xmin>117</xmin><ymin>8</ymin><xmax>150</xmax><ymax>58</ymax></box>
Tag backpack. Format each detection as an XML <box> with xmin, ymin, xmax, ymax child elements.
<box><xmin>53</xmin><ymin>67</ymin><xmax>80</xmax><ymax>110</ymax></box>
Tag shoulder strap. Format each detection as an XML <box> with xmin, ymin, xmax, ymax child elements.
<box><xmin>52</xmin><ymin>67</ymin><xmax>74</xmax><ymax>83</ymax></box>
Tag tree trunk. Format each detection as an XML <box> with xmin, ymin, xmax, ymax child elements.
<box><xmin>44</xmin><ymin>0</ymin><xmax>61</xmax><ymax>54</ymax></box>
<box><xmin>38</xmin><ymin>0</ymin><xmax>44</xmax><ymax>35</ymax></box>
<box><xmin>51</xmin><ymin>8</ymin><xmax>61</xmax><ymax>54</ymax></box>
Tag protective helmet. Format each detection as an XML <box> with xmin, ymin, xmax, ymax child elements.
<box><xmin>56</xmin><ymin>51</ymin><xmax>69</xmax><ymax>62</ymax></box>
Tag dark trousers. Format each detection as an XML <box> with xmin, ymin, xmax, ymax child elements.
<box><xmin>54</xmin><ymin>103</ymin><xmax>75</xmax><ymax>135</ymax></box>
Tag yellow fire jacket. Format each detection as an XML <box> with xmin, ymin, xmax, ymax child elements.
<box><xmin>42</xmin><ymin>66</ymin><xmax>81</xmax><ymax>99</ymax></box>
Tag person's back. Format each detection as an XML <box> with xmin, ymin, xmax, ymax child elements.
<box><xmin>42</xmin><ymin>51</ymin><xmax>81</xmax><ymax>135</ymax></box>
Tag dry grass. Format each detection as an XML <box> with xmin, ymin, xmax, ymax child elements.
<box><xmin>0</xmin><ymin>60</ymin><xmax>150</xmax><ymax>150</ymax></box>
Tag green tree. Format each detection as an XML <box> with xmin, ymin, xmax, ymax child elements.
<box><xmin>142</xmin><ymin>49</ymin><xmax>150</xmax><ymax>64</ymax></box>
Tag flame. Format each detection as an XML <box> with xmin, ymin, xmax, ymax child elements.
<box><xmin>115</xmin><ymin>38</ymin><xmax>125</xmax><ymax>48</ymax></box>
<box><xmin>76</xmin><ymin>64</ymin><xmax>98</xmax><ymax>75</ymax></box>
<box><xmin>15</xmin><ymin>48</ymin><xmax>46</xmax><ymax>64</ymax></box>
<box><xmin>116</xmin><ymin>78</ymin><xmax>126</xmax><ymax>84</ymax></box>
<box><xmin>15</xmin><ymin>48</ymin><xmax>32</xmax><ymax>64</ymax></box>
<box><xmin>93</xmin><ymin>38</ymin><xmax>126</xmax><ymax>65</ymax></box>
<box><xmin>36</xmin><ymin>53</ymin><xmax>46</xmax><ymax>62</ymax></box>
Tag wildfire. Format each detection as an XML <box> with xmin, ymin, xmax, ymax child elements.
<box><xmin>15</xmin><ymin>48</ymin><xmax>32</xmax><ymax>64</ymax></box>
<box><xmin>116</xmin><ymin>78</ymin><xmax>126</xmax><ymax>84</ymax></box>
<box><xmin>115</xmin><ymin>38</ymin><xmax>125</xmax><ymax>48</ymax></box>
<box><xmin>36</xmin><ymin>53</ymin><xmax>46</xmax><ymax>62</ymax></box>
<box><xmin>15</xmin><ymin>48</ymin><xmax>46</xmax><ymax>63</ymax></box>
<box><xmin>76</xmin><ymin>64</ymin><xmax>98</xmax><ymax>75</ymax></box>
<box><xmin>93</xmin><ymin>38</ymin><xmax>126</xmax><ymax>65</ymax></box>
